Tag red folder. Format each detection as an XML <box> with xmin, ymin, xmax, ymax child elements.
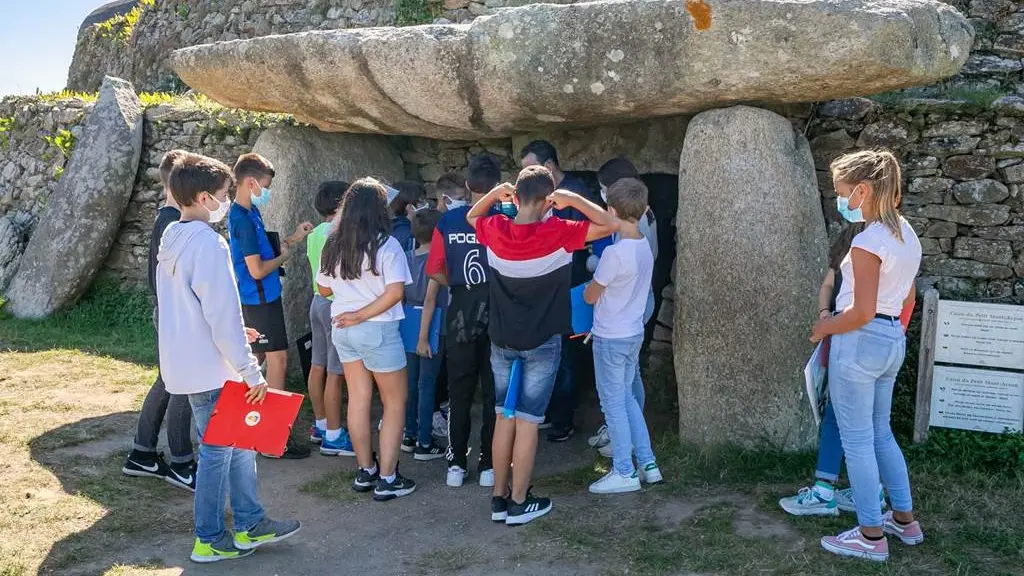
<box><xmin>202</xmin><ymin>381</ymin><xmax>304</xmax><ymax>457</ymax></box>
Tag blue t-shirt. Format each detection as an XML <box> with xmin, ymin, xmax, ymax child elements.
<box><xmin>227</xmin><ymin>203</ymin><xmax>282</xmax><ymax>305</ymax></box>
<box><xmin>392</xmin><ymin>215</ymin><xmax>414</xmax><ymax>252</ymax></box>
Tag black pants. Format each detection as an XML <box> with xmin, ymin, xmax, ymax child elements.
<box><xmin>547</xmin><ymin>335</ymin><xmax>593</xmax><ymax>430</ymax></box>
<box><xmin>445</xmin><ymin>334</ymin><xmax>495</xmax><ymax>470</ymax></box>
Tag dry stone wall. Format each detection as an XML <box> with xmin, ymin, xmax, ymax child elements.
<box><xmin>68</xmin><ymin>0</ymin><xmax>398</xmax><ymax>93</ymax></box>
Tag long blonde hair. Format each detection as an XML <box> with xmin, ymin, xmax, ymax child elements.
<box><xmin>830</xmin><ymin>149</ymin><xmax>904</xmax><ymax>242</ymax></box>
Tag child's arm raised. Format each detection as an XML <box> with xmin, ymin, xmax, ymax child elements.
<box><xmin>546</xmin><ymin>190</ymin><xmax>618</xmax><ymax>241</ymax></box>
<box><xmin>466</xmin><ymin>183</ymin><xmax>515</xmax><ymax>229</ymax></box>
<box><xmin>417</xmin><ymin>279</ymin><xmax>441</xmax><ymax>358</ymax></box>
<box><xmin>193</xmin><ymin>236</ymin><xmax>267</xmax><ymax>392</ymax></box>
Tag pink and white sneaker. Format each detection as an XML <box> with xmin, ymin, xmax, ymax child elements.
<box><xmin>820</xmin><ymin>527</ymin><xmax>889</xmax><ymax>562</ymax></box>
<box><xmin>882</xmin><ymin>511</ymin><xmax>924</xmax><ymax>545</ymax></box>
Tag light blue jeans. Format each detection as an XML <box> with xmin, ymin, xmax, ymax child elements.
<box><xmin>189</xmin><ymin>388</ymin><xmax>264</xmax><ymax>543</ymax></box>
<box><xmin>828</xmin><ymin>318</ymin><xmax>912</xmax><ymax>527</ymax></box>
<box><xmin>593</xmin><ymin>334</ymin><xmax>655</xmax><ymax>476</ymax></box>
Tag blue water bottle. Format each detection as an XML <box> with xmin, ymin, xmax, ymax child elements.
<box><xmin>502</xmin><ymin>358</ymin><xmax>524</xmax><ymax>419</ymax></box>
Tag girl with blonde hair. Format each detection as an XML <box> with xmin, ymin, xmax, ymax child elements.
<box><xmin>811</xmin><ymin>149</ymin><xmax>923</xmax><ymax>562</ymax></box>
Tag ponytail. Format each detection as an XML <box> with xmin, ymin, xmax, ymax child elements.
<box><xmin>830</xmin><ymin>149</ymin><xmax>905</xmax><ymax>242</ymax></box>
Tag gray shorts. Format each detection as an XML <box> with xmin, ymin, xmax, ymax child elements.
<box><xmin>309</xmin><ymin>294</ymin><xmax>342</xmax><ymax>374</ymax></box>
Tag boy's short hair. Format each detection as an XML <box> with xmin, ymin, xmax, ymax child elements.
<box><xmin>314</xmin><ymin>181</ymin><xmax>349</xmax><ymax>217</ymax></box>
<box><xmin>597</xmin><ymin>157</ymin><xmax>638</xmax><ymax>188</ymax></box>
<box><xmin>436</xmin><ymin>172</ymin><xmax>466</xmax><ymax>195</ymax></box>
<box><xmin>605</xmin><ymin>178</ymin><xmax>648</xmax><ymax>222</ymax></box>
<box><xmin>391</xmin><ymin>181</ymin><xmax>426</xmax><ymax>215</ymax></box>
<box><xmin>233</xmin><ymin>152</ymin><xmax>275</xmax><ymax>183</ymax></box>
<box><xmin>412</xmin><ymin>208</ymin><xmax>442</xmax><ymax>246</ymax></box>
<box><xmin>519</xmin><ymin>140</ymin><xmax>559</xmax><ymax>166</ymax></box>
<box><xmin>170</xmin><ymin>154</ymin><xmax>235</xmax><ymax>207</ymax></box>
<box><xmin>467</xmin><ymin>154</ymin><xmax>501</xmax><ymax>195</ymax></box>
<box><xmin>515</xmin><ymin>165</ymin><xmax>555</xmax><ymax>205</ymax></box>
<box><xmin>159</xmin><ymin>149</ymin><xmax>190</xmax><ymax>188</ymax></box>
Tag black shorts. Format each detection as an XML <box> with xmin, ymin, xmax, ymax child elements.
<box><xmin>242</xmin><ymin>299</ymin><xmax>289</xmax><ymax>353</ymax></box>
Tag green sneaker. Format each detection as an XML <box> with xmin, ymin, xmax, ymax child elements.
<box><xmin>190</xmin><ymin>535</ymin><xmax>254</xmax><ymax>563</ymax></box>
<box><xmin>234</xmin><ymin>517</ymin><xmax>301</xmax><ymax>550</ymax></box>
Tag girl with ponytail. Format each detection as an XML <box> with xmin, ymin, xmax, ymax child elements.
<box><xmin>811</xmin><ymin>150</ymin><xmax>924</xmax><ymax>562</ymax></box>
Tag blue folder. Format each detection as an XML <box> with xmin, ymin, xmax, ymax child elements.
<box><xmin>591</xmin><ymin>235</ymin><xmax>614</xmax><ymax>258</ymax></box>
<box><xmin>399</xmin><ymin>305</ymin><xmax>442</xmax><ymax>355</ymax></box>
<box><xmin>570</xmin><ymin>284</ymin><xmax>594</xmax><ymax>336</ymax></box>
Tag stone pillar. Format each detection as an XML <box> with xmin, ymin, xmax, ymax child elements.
<box><xmin>252</xmin><ymin>126</ymin><xmax>405</xmax><ymax>375</ymax></box>
<box><xmin>674</xmin><ymin>105</ymin><xmax>827</xmax><ymax>450</ymax></box>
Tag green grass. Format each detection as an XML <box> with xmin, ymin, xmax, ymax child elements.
<box><xmin>0</xmin><ymin>276</ymin><xmax>155</xmax><ymax>364</ymax></box>
<box><xmin>298</xmin><ymin>469</ymin><xmax>363</xmax><ymax>502</ymax></box>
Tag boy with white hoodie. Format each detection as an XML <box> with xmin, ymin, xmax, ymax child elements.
<box><xmin>156</xmin><ymin>153</ymin><xmax>300</xmax><ymax>563</ymax></box>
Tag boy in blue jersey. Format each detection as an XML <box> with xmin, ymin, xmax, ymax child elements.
<box><xmin>425</xmin><ymin>154</ymin><xmax>500</xmax><ymax>488</ymax></box>
<box><xmin>228</xmin><ymin>152</ymin><xmax>313</xmax><ymax>459</ymax></box>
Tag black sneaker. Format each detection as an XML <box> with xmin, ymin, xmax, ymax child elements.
<box><xmin>373</xmin><ymin>470</ymin><xmax>417</xmax><ymax>501</ymax></box>
<box><xmin>547</xmin><ymin>425</ymin><xmax>574</xmax><ymax>443</ymax></box>
<box><xmin>166</xmin><ymin>461</ymin><xmax>197</xmax><ymax>492</ymax></box>
<box><xmin>506</xmin><ymin>488</ymin><xmax>552</xmax><ymax>526</ymax></box>
<box><xmin>538</xmin><ymin>416</ymin><xmax>553</xmax><ymax>430</ymax></box>
<box><xmin>491</xmin><ymin>496</ymin><xmax>509</xmax><ymax>522</ymax></box>
<box><xmin>401</xmin><ymin>436</ymin><xmax>416</xmax><ymax>454</ymax></box>
<box><xmin>122</xmin><ymin>451</ymin><xmax>171</xmax><ymax>479</ymax></box>
<box><xmin>413</xmin><ymin>441</ymin><xmax>446</xmax><ymax>461</ymax></box>
<box><xmin>352</xmin><ymin>453</ymin><xmax>380</xmax><ymax>493</ymax></box>
<box><xmin>260</xmin><ymin>438</ymin><xmax>311</xmax><ymax>460</ymax></box>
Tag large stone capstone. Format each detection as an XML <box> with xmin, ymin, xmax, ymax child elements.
<box><xmin>251</xmin><ymin>126</ymin><xmax>404</xmax><ymax>373</ymax></box>
<box><xmin>5</xmin><ymin>77</ymin><xmax>143</xmax><ymax>318</ymax></box>
<box><xmin>170</xmin><ymin>0</ymin><xmax>972</xmax><ymax>140</ymax></box>
<box><xmin>675</xmin><ymin>105</ymin><xmax>826</xmax><ymax>451</ymax></box>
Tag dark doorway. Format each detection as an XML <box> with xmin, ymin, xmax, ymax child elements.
<box><xmin>564</xmin><ymin>171</ymin><xmax>678</xmax><ymax>346</ymax></box>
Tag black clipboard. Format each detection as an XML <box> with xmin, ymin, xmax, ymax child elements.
<box><xmin>266</xmin><ymin>231</ymin><xmax>286</xmax><ymax>277</ymax></box>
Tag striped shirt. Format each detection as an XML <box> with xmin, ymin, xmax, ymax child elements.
<box><xmin>475</xmin><ymin>215</ymin><xmax>589</xmax><ymax>350</ymax></box>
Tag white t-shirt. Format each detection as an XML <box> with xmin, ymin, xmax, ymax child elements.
<box><xmin>591</xmin><ymin>238</ymin><xmax>654</xmax><ymax>339</ymax></box>
<box><xmin>316</xmin><ymin>235</ymin><xmax>412</xmax><ymax>321</ymax></box>
<box><xmin>835</xmin><ymin>219</ymin><xmax>922</xmax><ymax>317</ymax></box>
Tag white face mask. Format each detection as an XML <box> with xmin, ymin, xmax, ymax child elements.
<box><xmin>443</xmin><ymin>194</ymin><xmax>467</xmax><ymax>210</ymax></box>
<box><xmin>600</xmin><ymin>184</ymin><xmax>608</xmax><ymax>203</ymax></box>
<box><xmin>205</xmin><ymin>194</ymin><xmax>230</xmax><ymax>223</ymax></box>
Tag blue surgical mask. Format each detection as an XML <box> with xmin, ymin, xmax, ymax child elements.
<box><xmin>497</xmin><ymin>201</ymin><xmax>518</xmax><ymax>218</ymax></box>
<box><xmin>251</xmin><ymin>187</ymin><xmax>272</xmax><ymax>208</ymax></box>
<box><xmin>836</xmin><ymin>195</ymin><xmax>864</xmax><ymax>223</ymax></box>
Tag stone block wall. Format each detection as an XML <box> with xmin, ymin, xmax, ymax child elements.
<box><xmin>0</xmin><ymin>97</ymin><xmax>93</xmax><ymax>288</ymax></box>
<box><xmin>0</xmin><ymin>95</ymin><xmax>294</xmax><ymax>294</ymax></box>
<box><xmin>68</xmin><ymin>0</ymin><xmax>399</xmax><ymax>93</ymax></box>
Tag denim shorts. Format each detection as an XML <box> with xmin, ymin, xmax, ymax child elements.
<box><xmin>491</xmin><ymin>334</ymin><xmax>561</xmax><ymax>423</ymax></box>
<box><xmin>331</xmin><ymin>320</ymin><xmax>406</xmax><ymax>373</ymax></box>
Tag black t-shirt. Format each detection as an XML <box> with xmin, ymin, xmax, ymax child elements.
<box><xmin>148</xmin><ymin>206</ymin><xmax>181</xmax><ymax>303</ymax></box>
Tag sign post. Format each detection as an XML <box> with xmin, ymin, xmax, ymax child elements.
<box><xmin>913</xmin><ymin>290</ymin><xmax>1024</xmax><ymax>444</ymax></box>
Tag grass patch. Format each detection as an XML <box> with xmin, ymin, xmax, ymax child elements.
<box><xmin>0</xmin><ymin>277</ymin><xmax>155</xmax><ymax>364</ymax></box>
<box><xmin>415</xmin><ymin>545</ymin><xmax>485</xmax><ymax>574</ymax></box>
<box><xmin>298</xmin><ymin>469</ymin><xmax>363</xmax><ymax>503</ymax></box>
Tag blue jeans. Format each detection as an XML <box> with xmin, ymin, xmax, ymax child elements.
<box><xmin>188</xmin><ymin>388</ymin><xmax>264</xmax><ymax>543</ymax></box>
<box><xmin>815</xmin><ymin>401</ymin><xmax>843</xmax><ymax>482</ymax></box>
<box><xmin>828</xmin><ymin>318</ymin><xmax>912</xmax><ymax>527</ymax></box>
<box><xmin>593</xmin><ymin>334</ymin><xmax>655</xmax><ymax>476</ymax></box>
<box><xmin>491</xmin><ymin>334</ymin><xmax>561</xmax><ymax>423</ymax></box>
<box><xmin>405</xmin><ymin>342</ymin><xmax>444</xmax><ymax>446</ymax></box>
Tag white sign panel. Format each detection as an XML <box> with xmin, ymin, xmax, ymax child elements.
<box><xmin>929</xmin><ymin>366</ymin><xmax>1024</xmax><ymax>433</ymax></box>
<box><xmin>935</xmin><ymin>300</ymin><xmax>1024</xmax><ymax>370</ymax></box>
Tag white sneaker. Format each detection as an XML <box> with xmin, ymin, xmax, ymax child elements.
<box><xmin>446</xmin><ymin>465</ymin><xmax>467</xmax><ymax>487</ymax></box>
<box><xmin>835</xmin><ymin>484</ymin><xmax>888</xmax><ymax>513</ymax></box>
<box><xmin>479</xmin><ymin>468</ymin><xmax>495</xmax><ymax>487</ymax></box>
<box><xmin>431</xmin><ymin>411</ymin><xmax>448</xmax><ymax>438</ymax></box>
<box><xmin>588</xmin><ymin>470</ymin><xmax>641</xmax><ymax>494</ymax></box>
<box><xmin>779</xmin><ymin>484</ymin><xmax>839</xmax><ymax>517</ymax></box>
<box><xmin>637</xmin><ymin>462</ymin><xmax>663</xmax><ymax>484</ymax></box>
<box><xmin>377</xmin><ymin>418</ymin><xmax>383</xmax><ymax>431</ymax></box>
<box><xmin>588</xmin><ymin>424</ymin><xmax>610</xmax><ymax>448</ymax></box>
<box><xmin>598</xmin><ymin>443</ymin><xmax>613</xmax><ymax>458</ymax></box>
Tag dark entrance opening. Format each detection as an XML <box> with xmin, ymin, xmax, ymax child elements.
<box><xmin>564</xmin><ymin>171</ymin><xmax>678</xmax><ymax>346</ymax></box>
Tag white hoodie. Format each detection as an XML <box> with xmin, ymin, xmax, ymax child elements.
<box><xmin>156</xmin><ymin>220</ymin><xmax>266</xmax><ymax>395</ymax></box>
